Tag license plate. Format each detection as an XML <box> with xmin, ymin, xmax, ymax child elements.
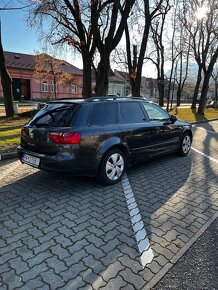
<box><xmin>22</xmin><ymin>154</ymin><xmax>40</xmax><ymax>168</ymax></box>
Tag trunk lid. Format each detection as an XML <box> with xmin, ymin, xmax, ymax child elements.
<box><xmin>21</xmin><ymin>102</ymin><xmax>80</xmax><ymax>154</ymax></box>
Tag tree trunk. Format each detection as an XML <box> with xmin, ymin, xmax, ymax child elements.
<box><xmin>82</xmin><ymin>52</ymin><xmax>92</xmax><ymax>98</ymax></box>
<box><xmin>198</xmin><ymin>74</ymin><xmax>210</xmax><ymax>114</ymax></box>
<box><xmin>167</xmin><ymin>65</ymin><xmax>174</xmax><ymax>111</ymax></box>
<box><xmin>176</xmin><ymin>86</ymin><xmax>182</xmax><ymax>106</ymax></box>
<box><xmin>0</xmin><ymin>24</ymin><xmax>14</xmax><ymax>117</ymax></box>
<box><xmin>191</xmin><ymin>67</ymin><xmax>202</xmax><ymax>109</ymax></box>
<box><xmin>131</xmin><ymin>75</ymin><xmax>141</xmax><ymax>97</ymax></box>
<box><xmin>215</xmin><ymin>79</ymin><xmax>218</xmax><ymax>105</ymax></box>
<box><xmin>134</xmin><ymin>20</ymin><xmax>151</xmax><ymax>97</ymax></box>
<box><xmin>158</xmin><ymin>45</ymin><xmax>165</xmax><ymax>107</ymax></box>
<box><xmin>198</xmin><ymin>48</ymin><xmax>218</xmax><ymax>114</ymax></box>
<box><xmin>94</xmin><ymin>54</ymin><xmax>110</xmax><ymax>96</ymax></box>
<box><xmin>158</xmin><ymin>78</ymin><xmax>165</xmax><ymax>107</ymax></box>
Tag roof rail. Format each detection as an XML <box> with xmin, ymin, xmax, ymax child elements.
<box><xmin>86</xmin><ymin>96</ymin><xmax>121</xmax><ymax>101</ymax></box>
<box><xmin>85</xmin><ymin>96</ymin><xmax>148</xmax><ymax>102</ymax></box>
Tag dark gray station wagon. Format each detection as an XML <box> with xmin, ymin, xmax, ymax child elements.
<box><xmin>17</xmin><ymin>97</ymin><xmax>192</xmax><ymax>184</ymax></box>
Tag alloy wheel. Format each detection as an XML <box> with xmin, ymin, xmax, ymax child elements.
<box><xmin>105</xmin><ymin>153</ymin><xmax>124</xmax><ymax>181</ymax></box>
<box><xmin>182</xmin><ymin>135</ymin><xmax>191</xmax><ymax>154</ymax></box>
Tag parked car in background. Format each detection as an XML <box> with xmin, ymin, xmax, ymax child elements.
<box><xmin>107</xmin><ymin>94</ymin><xmax>120</xmax><ymax>98</ymax></box>
<box><xmin>126</xmin><ymin>94</ymin><xmax>146</xmax><ymax>99</ymax></box>
<box><xmin>17</xmin><ymin>97</ymin><xmax>192</xmax><ymax>185</ymax></box>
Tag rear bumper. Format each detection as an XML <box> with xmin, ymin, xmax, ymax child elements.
<box><xmin>17</xmin><ymin>145</ymin><xmax>98</xmax><ymax>177</ymax></box>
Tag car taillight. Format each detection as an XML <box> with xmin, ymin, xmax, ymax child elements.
<box><xmin>49</xmin><ymin>132</ymin><xmax>81</xmax><ymax>144</ymax></box>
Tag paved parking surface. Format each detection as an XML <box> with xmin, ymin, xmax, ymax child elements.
<box><xmin>153</xmin><ymin>217</ymin><xmax>218</xmax><ymax>290</ymax></box>
<box><xmin>0</xmin><ymin>121</ymin><xmax>218</xmax><ymax>290</ymax></box>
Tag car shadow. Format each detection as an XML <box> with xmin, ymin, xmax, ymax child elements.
<box><xmin>0</xmin><ymin>152</ymin><xmax>194</xmax><ymax>288</ymax></box>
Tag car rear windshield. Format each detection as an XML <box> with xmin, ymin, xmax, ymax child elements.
<box><xmin>29</xmin><ymin>103</ymin><xmax>80</xmax><ymax>127</ymax></box>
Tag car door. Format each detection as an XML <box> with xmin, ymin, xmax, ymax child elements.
<box><xmin>88</xmin><ymin>102</ymin><xmax>121</xmax><ymax>154</ymax></box>
<box><xmin>141</xmin><ymin>102</ymin><xmax>181</xmax><ymax>155</ymax></box>
<box><xmin>118</xmin><ymin>101</ymin><xmax>159</xmax><ymax>161</ymax></box>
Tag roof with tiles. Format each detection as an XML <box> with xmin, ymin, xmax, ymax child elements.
<box><xmin>4</xmin><ymin>51</ymin><xmax>35</xmax><ymax>70</ymax></box>
<box><xmin>4</xmin><ymin>51</ymin><xmax>83</xmax><ymax>75</ymax></box>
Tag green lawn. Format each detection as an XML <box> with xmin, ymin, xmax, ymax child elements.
<box><xmin>170</xmin><ymin>107</ymin><xmax>218</xmax><ymax>123</ymax></box>
<box><xmin>0</xmin><ymin>116</ymin><xmax>30</xmax><ymax>151</ymax></box>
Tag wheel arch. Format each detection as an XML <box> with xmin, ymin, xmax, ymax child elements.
<box><xmin>97</xmin><ymin>137</ymin><xmax>130</xmax><ymax>164</ymax></box>
<box><xmin>96</xmin><ymin>140</ymin><xmax>130</xmax><ymax>177</ymax></box>
<box><xmin>182</xmin><ymin>128</ymin><xmax>193</xmax><ymax>141</ymax></box>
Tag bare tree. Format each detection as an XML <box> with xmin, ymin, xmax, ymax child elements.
<box><xmin>90</xmin><ymin>0</ymin><xmax>135</xmax><ymax>96</ymax></box>
<box><xmin>149</xmin><ymin>0</ymin><xmax>171</xmax><ymax>106</ymax></box>
<box><xmin>183</xmin><ymin>0</ymin><xmax>218</xmax><ymax>114</ymax></box>
<box><xmin>31</xmin><ymin>0</ymin><xmax>97</xmax><ymax>98</ymax></box>
<box><xmin>125</xmin><ymin>0</ymin><xmax>169</xmax><ymax>98</ymax></box>
<box><xmin>165</xmin><ymin>1</ymin><xmax>179</xmax><ymax>111</ymax></box>
<box><xmin>163</xmin><ymin>0</ymin><xmax>192</xmax><ymax>111</ymax></box>
<box><xmin>175</xmin><ymin>26</ymin><xmax>191</xmax><ymax>107</ymax></box>
<box><xmin>31</xmin><ymin>0</ymin><xmax>135</xmax><ymax>97</ymax></box>
<box><xmin>0</xmin><ymin>22</ymin><xmax>14</xmax><ymax>117</ymax></box>
<box><xmin>34</xmin><ymin>53</ymin><xmax>76</xmax><ymax>99</ymax></box>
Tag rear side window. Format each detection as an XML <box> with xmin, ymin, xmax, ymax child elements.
<box><xmin>30</xmin><ymin>103</ymin><xmax>79</xmax><ymax>127</ymax></box>
<box><xmin>119</xmin><ymin>102</ymin><xmax>145</xmax><ymax>123</ymax></box>
<box><xmin>89</xmin><ymin>103</ymin><xmax>118</xmax><ymax>126</ymax></box>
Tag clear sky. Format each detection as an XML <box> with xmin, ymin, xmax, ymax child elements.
<box><xmin>1</xmin><ymin>3</ymin><xmax>42</xmax><ymax>54</ymax></box>
<box><xmin>0</xmin><ymin>2</ymin><xmax>83</xmax><ymax>69</ymax></box>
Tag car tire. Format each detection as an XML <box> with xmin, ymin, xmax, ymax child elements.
<box><xmin>177</xmin><ymin>132</ymin><xmax>192</xmax><ymax>156</ymax></box>
<box><xmin>97</xmin><ymin>148</ymin><xmax>126</xmax><ymax>185</ymax></box>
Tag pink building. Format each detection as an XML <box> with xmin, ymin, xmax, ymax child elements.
<box><xmin>0</xmin><ymin>51</ymin><xmax>83</xmax><ymax>101</ymax></box>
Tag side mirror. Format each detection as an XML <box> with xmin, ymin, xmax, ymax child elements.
<box><xmin>170</xmin><ymin>115</ymin><xmax>177</xmax><ymax>124</ymax></box>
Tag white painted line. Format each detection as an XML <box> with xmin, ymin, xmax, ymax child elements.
<box><xmin>122</xmin><ymin>173</ymin><xmax>154</xmax><ymax>268</ymax></box>
<box><xmin>193</xmin><ymin>126</ymin><xmax>218</xmax><ymax>134</ymax></box>
<box><xmin>192</xmin><ymin>147</ymin><xmax>218</xmax><ymax>164</ymax></box>
<box><xmin>0</xmin><ymin>160</ymin><xmax>21</xmax><ymax>182</ymax></box>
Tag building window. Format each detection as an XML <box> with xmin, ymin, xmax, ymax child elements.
<box><xmin>41</xmin><ymin>81</ymin><xmax>48</xmax><ymax>92</ymax></box>
<box><xmin>72</xmin><ymin>84</ymin><xmax>77</xmax><ymax>93</ymax></box>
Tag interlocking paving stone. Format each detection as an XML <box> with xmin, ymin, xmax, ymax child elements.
<box><xmin>99</xmin><ymin>276</ymin><xmax>127</xmax><ymax>290</ymax></box>
<box><xmin>17</xmin><ymin>277</ymin><xmax>44</xmax><ymax>290</ymax></box>
<box><xmin>60</xmin><ymin>261</ymin><xmax>88</xmax><ymax>282</ymax></box>
<box><xmin>1</xmin><ymin>269</ymin><xmax>23</xmax><ymax>290</ymax></box>
<box><xmin>40</xmin><ymin>269</ymin><xmax>65</xmax><ymax>289</ymax></box>
<box><xmin>1</xmin><ymin>123</ymin><xmax>218</xmax><ymax>289</ymax></box>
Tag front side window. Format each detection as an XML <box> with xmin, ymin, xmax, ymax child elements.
<box><xmin>142</xmin><ymin>102</ymin><xmax>169</xmax><ymax>121</ymax></box>
<box><xmin>41</xmin><ymin>81</ymin><xmax>48</xmax><ymax>92</ymax></box>
<box><xmin>89</xmin><ymin>103</ymin><xmax>118</xmax><ymax>126</ymax></box>
<box><xmin>119</xmin><ymin>102</ymin><xmax>145</xmax><ymax>124</ymax></box>
<box><xmin>72</xmin><ymin>84</ymin><xmax>77</xmax><ymax>93</ymax></box>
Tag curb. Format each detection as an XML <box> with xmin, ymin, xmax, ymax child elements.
<box><xmin>0</xmin><ymin>151</ymin><xmax>17</xmax><ymax>161</ymax></box>
<box><xmin>1</xmin><ymin>118</ymin><xmax>218</xmax><ymax>162</ymax></box>
<box><xmin>191</xmin><ymin>117</ymin><xmax>218</xmax><ymax>124</ymax></box>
